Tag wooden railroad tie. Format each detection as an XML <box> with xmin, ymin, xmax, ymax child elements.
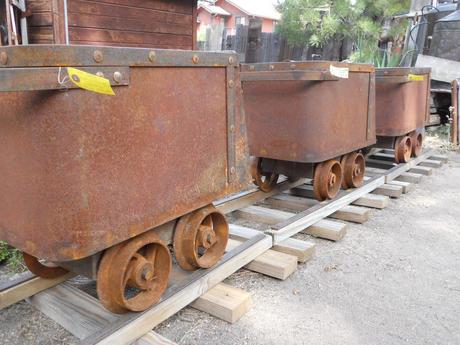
<box><xmin>190</xmin><ymin>283</ymin><xmax>253</xmax><ymax>324</ymax></box>
<box><xmin>409</xmin><ymin>166</ymin><xmax>433</xmax><ymax>176</ymax></box>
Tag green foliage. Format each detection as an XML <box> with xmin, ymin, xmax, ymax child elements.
<box><xmin>0</xmin><ymin>241</ymin><xmax>25</xmax><ymax>273</ymax></box>
<box><xmin>7</xmin><ymin>248</ymin><xmax>25</xmax><ymax>273</ymax></box>
<box><xmin>0</xmin><ymin>241</ymin><xmax>9</xmax><ymax>263</ymax></box>
<box><xmin>279</xmin><ymin>0</ymin><xmax>410</xmax><ymax>63</ymax></box>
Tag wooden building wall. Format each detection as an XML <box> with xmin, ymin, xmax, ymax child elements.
<box><xmin>27</xmin><ymin>0</ymin><xmax>197</xmax><ymax>49</ymax></box>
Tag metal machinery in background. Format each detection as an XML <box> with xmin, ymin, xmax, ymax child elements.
<box><xmin>402</xmin><ymin>1</ymin><xmax>460</xmax><ymax>131</ymax></box>
<box><xmin>452</xmin><ymin>79</ymin><xmax>460</xmax><ymax>145</ymax></box>
<box><xmin>240</xmin><ymin>61</ymin><xmax>376</xmax><ymax>201</ymax></box>
<box><xmin>375</xmin><ymin>68</ymin><xmax>432</xmax><ymax>162</ymax></box>
<box><xmin>0</xmin><ymin>44</ymin><xmax>249</xmax><ymax>314</ymax></box>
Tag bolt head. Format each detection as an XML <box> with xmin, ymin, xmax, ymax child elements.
<box><xmin>93</xmin><ymin>50</ymin><xmax>103</xmax><ymax>63</ymax></box>
<box><xmin>192</xmin><ymin>55</ymin><xmax>200</xmax><ymax>64</ymax></box>
<box><xmin>148</xmin><ymin>51</ymin><xmax>156</xmax><ymax>63</ymax></box>
<box><xmin>113</xmin><ymin>71</ymin><xmax>123</xmax><ymax>83</ymax></box>
<box><xmin>0</xmin><ymin>52</ymin><xmax>7</xmax><ymax>65</ymax></box>
<box><xmin>228</xmin><ymin>56</ymin><xmax>235</xmax><ymax>65</ymax></box>
<box><xmin>228</xmin><ymin>80</ymin><xmax>235</xmax><ymax>88</ymax></box>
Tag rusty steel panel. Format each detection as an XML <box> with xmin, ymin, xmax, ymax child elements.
<box><xmin>0</xmin><ymin>49</ymin><xmax>250</xmax><ymax>262</ymax></box>
<box><xmin>375</xmin><ymin>67</ymin><xmax>431</xmax><ymax>137</ymax></box>
<box><xmin>241</xmin><ymin>61</ymin><xmax>376</xmax><ymax>163</ymax></box>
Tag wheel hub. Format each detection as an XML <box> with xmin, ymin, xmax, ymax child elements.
<box><xmin>174</xmin><ymin>205</ymin><xmax>229</xmax><ymax>271</ymax></box>
<box><xmin>197</xmin><ymin>224</ymin><xmax>217</xmax><ymax>249</ymax></box>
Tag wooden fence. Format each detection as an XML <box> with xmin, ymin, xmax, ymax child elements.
<box><xmin>198</xmin><ymin>19</ymin><xmax>352</xmax><ymax>63</ymax></box>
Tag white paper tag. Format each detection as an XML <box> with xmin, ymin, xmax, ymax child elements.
<box><xmin>330</xmin><ymin>65</ymin><xmax>349</xmax><ymax>79</ymax></box>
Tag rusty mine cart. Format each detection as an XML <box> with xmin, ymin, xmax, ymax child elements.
<box><xmin>0</xmin><ymin>45</ymin><xmax>249</xmax><ymax>314</ymax></box>
<box><xmin>375</xmin><ymin>67</ymin><xmax>432</xmax><ymax>163</ymax></box>
<box><xmin>240</xmin><ymin>61</ymin><xmax>376</xmax><ymax>201</ymax></box>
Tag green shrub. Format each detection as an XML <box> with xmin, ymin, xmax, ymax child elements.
<box><xmin>0</xmin><ymin>241</ymin><xmax>9</xmax><ymax>263</ymax></box>
<box><xmin>0</xmin><ymin>241</ymin><xmax>25</xmax><ymax>273</ymax></box>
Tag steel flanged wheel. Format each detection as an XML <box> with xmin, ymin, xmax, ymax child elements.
<box><xmin>97</xmin><ymin>232</ymin><xmax>172</xmax><ymax>314</ymax></box>
<box><xmin>410</xmin><ymin>132</ymin><xmax>423</xmax><ymax>157</ymax></box>
<box><xmin>341</xmin><ymin>152</ymin><xmax>365</xmax><ymax>189</ymax></box>
<box><xmin>394</xmin><ymin>136</ymin><xmax>412</xmax><ymax>163</ymax></box>
<box><xmin>174</xmin><ymin>205</ymin><xmax>229</xmax><ymax>271</ymax></box>
<box><xmin>251</xmin><ymin>157</ymin><xmax>279</xmax><ymax>192</ymax></box>
<box><xmin>313</xmin><ymin>160</ymin><xmax>343</xmax><ymax>201</ymax></box>
<box><xmin>23</xmin><ymin>253</ymin><xmax>68</xmax><ymax>279</ymax></box>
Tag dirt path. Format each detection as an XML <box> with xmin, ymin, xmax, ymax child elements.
<box><xmin>1</xmin><ymin>142</ymin><xmax>459</xmax><ymax>345</ymax></box>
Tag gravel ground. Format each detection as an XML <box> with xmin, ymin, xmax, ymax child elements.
<box><xmin>1</xmin><ymin>133</ymin><xmax>459</xmax><ymax>345</ymax></box>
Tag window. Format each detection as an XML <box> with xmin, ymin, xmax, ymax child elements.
<box><xmin>235</xmin><ymin>16</ymin><xmax>246</xmax><ymax>26</ymax></box>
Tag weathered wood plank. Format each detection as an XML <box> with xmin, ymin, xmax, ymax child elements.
<box><xmin>373</xmin><ymin>184</ymin><xmax>403</xmax><ymax>198</ymax></box>
<box><xmin>409</xmin><ymin>166</ymin><xmax>433</xmax><ymax>176</ymax></box>
<box><xmin>302</xmin><ymin>219</ymin><xmax>348</xmax><ymax>242</ymax></box>
<box><xmin>1</xmin><ymin>272</ymin><xmax>74</xmax><ymax>310</ymax></box>
<box><xmin>273</xmin><ymin>238</ymin><xmax>316</xmax><ymax>263</ymax></box>
<box><xmin>418</xmin><ymin>159</ymin><xmax>443</xmax><ymax>168</ymax></box>
<box><xmin>226</xmin><ymin>239</ymin><xmax>297</xmax><ymax>280</ymax></box>
<box><xmin>229</xmin><ymin>224</ymin><xmax>315</xmax><ymax>263</ymax></box>
<box><xmin>82</xmin><ymin>234</ymin><xmax>272</xmax><ymax>345</ymax></box>
<box><xmin>396</xmin><ymin>172</ymin><xmax>423</xmax><ymax>184</ymax></box>
<box><xmin>269</xmin><ymin>176</ymin><xmax>385</xmax><ymax>244</ymax></box>
<box><xmin>429</xmin><ymin>154</ymin><xmax>448</xmax><ymax>163</ymax></box>
<box><xmin>388</xmin><ymin>180</ymin><xmax>415</xmax><ymax>194</ymax></box>
<box><xmin>29</xmin><ymin>283</ymin><xmax>175</xmax><ymax>344</ymax></box>
<box><xmin>329</xmin><ymin>205</ymin><xmax>370</xmax><ymax>224</ymax></box>
<box><xmin>353</xmin><ymin>194</ymin><xmax>389</xmax><ymax>209</ymax></box>
<box><xmin>190</xmin><ymin>283</ymin><xmax>252</xmax><ymax>324</ymax></box>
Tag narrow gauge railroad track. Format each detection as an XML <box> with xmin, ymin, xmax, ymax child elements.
<box><xmin>0</xmin><ymin>150</ymin><xmax>448</xmax><ymax>345</ymax></box>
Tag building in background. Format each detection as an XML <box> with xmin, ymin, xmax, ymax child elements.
<box><xmin>197</xmin><ymin>0</ymin><xmax>281</xmax><ymax>36</ymax></box>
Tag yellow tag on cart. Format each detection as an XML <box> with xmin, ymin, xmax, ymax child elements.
<box><xmin>67</xmin><ymin>67</ymin><xmax>115</xmax><ymax>96</ymax></box>
<box><xmin>408</xmin><ymin>74</ymin><xmax>425</xmax><ymax>82</ymax></box>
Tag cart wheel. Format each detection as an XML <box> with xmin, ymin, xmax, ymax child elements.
<box><xmin>394</xmin><ymin>136</ymin><xmax>412</xmax><ymax>163</ymax></box>
<box><xmin>410</xmin><ymin>132</ymin><xmax>423</xmax><ymax>157</ymax></box>
<box><xmin>97</xmin><ymin>232</ymin><xmax>172</xmax><ymax>314</ymax></box>
<box><xmin>313</xmin><ymin>160</ymin><xmax>343</xmax><ymax>201</ymax></box>
<box><xmin>341</xmin><ymin>152</ymin><xmax>365</xmax><ymax>189</ymax></box>
<box><xmin>23</xmin><ymin>253</ymin><xmax>68</xmax><ymax>279</ymax></box>
<box><xmin>251</xmin><ymin>157</ymin><xmax>279</xmax><ymax>192</ymax></box>
<box><xmin>174</xmin><ymin>205</ymin><xmax>229</xmax><ymax>271</ymax></box>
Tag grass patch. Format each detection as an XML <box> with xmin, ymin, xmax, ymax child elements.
<box><xmin>0</xmin><ymin>241</ymin><xmax>26</xmax><ymax>273</ymax></box>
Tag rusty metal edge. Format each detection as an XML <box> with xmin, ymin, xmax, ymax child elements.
<box><xmin>0</xmin><ymin>45</ymin><xmax>238</xmax><ymax>68</ymax></box>
<box><xmin>226</xmin><ymin>66</ymin><xmax>237</xmax><ymax>182</ymax></box>
<box><xmin>0</xmin><ymin>67</ymin><xmax>130</xmax><ymax>92</ymax></box>
<box><xmin>376</xmin><ymin>67</ymin><xmax>432</xmax><ymax>76</ymax></box>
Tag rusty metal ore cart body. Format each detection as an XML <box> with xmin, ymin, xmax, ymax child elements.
<box><xmin>375</xmin><ymin>67</ymin><xmax>431</xmax><ymax>163</ymax></box>
<box><xmin>0</xmin><ymin>45</ymin><xmax>249</xmax><ymax>313</ymax></box>
<box><xmin>240</xmin><ymin>61</ymin><xmax>376</xmax><ymax>201</ymax></box>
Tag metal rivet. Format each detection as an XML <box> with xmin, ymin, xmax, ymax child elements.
<box><xmin>0</xmin><ymin>52</ymin><xmax>7</xmax><ymax>65</ymax></box>
<box><xmin>230</xmin><ymin>125</ymin><xmax>235</xmax><ymax>133</ymax></box>
<box><xmin>192</xmin><ymin>55</ymin><xmax>200</xmax><ymax>64</ymax></box>
<box><xmin>72</xmin><ymin>74</ymin><xmax>80</xmax><ymax>82</ymax></box>
<box><xmin>249</xmin><ymin>65</ymin><xmax>255</xmax><ymax>71</ymax></box>
<box><xmin>96</xmin><ymin>71</ymin><xmax>104</xmax><ymax>78</ymax></box>
<box><xmin>228</xmin><ymin>56</ymin><xmax>235</xmax><ymax>65</ymax></box>
<box><xmin>228</xmin><ymin>80</ymin><xmax>235</xmax><ymax>88</ymax></box>
<box><xmin>148</xmin><ymin>51</ymin><xmax>156</xmax><ymax>63</ymax></box>
<box><xmin>93</xmin><ymin>50</ymin><xmax>104</xmax><ymax>63</ymax></box>
<box><xmin>230</xmin><ymin>167</ymin><xmax>236</xmax><ymax>174</ymax></box>
<box><xmin>113</xmin><ymin>71</ymin><xmax>123</xmax><ymax>83</ymax></box>
<box><xmin>290</xmin><ymin>64</ymin><xmax>296</xmax><ymax>70</ymax></box>
<box><xmin>269</xmin><ymin>65</ymin><xmax>275</xmax><ymax>70</ymax></box>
